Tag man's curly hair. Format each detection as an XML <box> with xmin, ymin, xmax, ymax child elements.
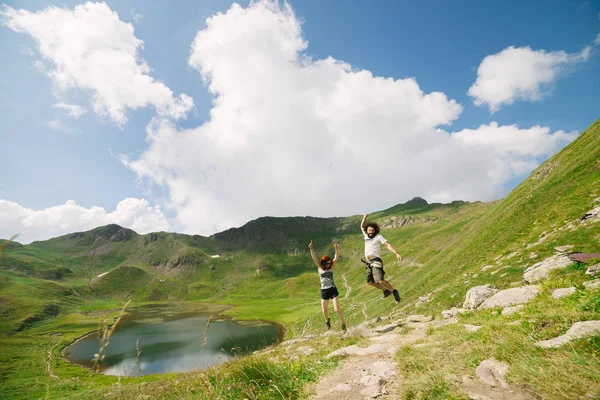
<box><xmin>365</xmin><ymin>222</ymin><xmax>380</xmax><ymax>236</ymax></box>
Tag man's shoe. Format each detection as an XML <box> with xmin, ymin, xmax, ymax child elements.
<box><xmin>326</xmin><ymin>318</ymin><xmax>331</xmax><ymax>330</ymax></box>
<box><xmin>342</xmin><ymin>324</ymin><xmax>346</xmax><ymax>332</ymax></box>
<box><xmin>392</xmin><ymin>289</ymin><xmax>401</xmax><ymax>303</ymax></box>
<box><xmin>381</xmin><ymin>289</ymin><xmax>392</xmax><ymax>299</ymax></box>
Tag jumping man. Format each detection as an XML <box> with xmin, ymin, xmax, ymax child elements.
<box><xmin>361</xmin><ymin>213</ymin><xmax>403</xmax><ymax>303</ymax></box>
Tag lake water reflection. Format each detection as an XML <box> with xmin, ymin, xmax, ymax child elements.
<box><xmin>63</xmin><ymin>304</ymin><xmax>283</xmax><ymax>376</ymax></box>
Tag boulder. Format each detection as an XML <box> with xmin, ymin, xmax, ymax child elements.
<box><xmin>583</xmin><ymin>279</ymin><xmax>600</xmax><ymax>290</ymax></box>
<box><xmin>479</xmin><ymin>286</ymin><xmax>539</xmax><ymax>309</ymax></box>
<box><xmin>586</xmin><ymin>263</ymin><xmax>600</xmax><ymax>277</ymax></box>
<box><xmin>463</xmin><ymin>285</ymin><xmax>499</xmax><ymax>309</ymax></box>
<box><xmin>475</xmin><ymin>358</ymin><xmax>509</xmax><ymax>388</ymax></box>
<box><xmin>535</xmin><ymin>321</ymin><xmax>600</xmax><ymax>349</ymax></box>
<box><xmin>501</xmin><ymin>305</ymin><xmax>524</xmax><ymax>316</ymax></box>
<box><xmin>552</xmin><ymin>287</ymin><xmax>576</xmax><ymax>299</ymax></box>
<box><xmin>523</xmin><ymin>254</ymin><xmax>573</xmax><ymax>283</ymax></box>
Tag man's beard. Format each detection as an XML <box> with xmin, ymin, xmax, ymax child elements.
<box><xmin>367</xmin><ymin>232</ymin><xmax>376</xmax><ymax>238</ymax></box>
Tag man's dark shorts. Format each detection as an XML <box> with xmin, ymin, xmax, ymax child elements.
<box><xmin>321</xmin><ymin>286</ymin><xmax>339</xmax><ymax>300</ymax></box>
<box><xmin>365</xmin><ymin>257</ymin><xmax>385</xmax><ymax>283</ymax></box>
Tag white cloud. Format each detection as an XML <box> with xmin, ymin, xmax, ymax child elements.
<box><xmin>119</xmin><ymin>1</ymin><xmax>577</xmax><ymax>236</ymax></box>
<box><xmin>1</xmin><ymin>2</ymin><xmax>193</xmax><ymax>125</ymax></box>
<box><xmin>47</xmin><ymin>119</ymin><xmax>77</xmax><ymax>134</ymax></box>
<box><xmin>468</xmin><ymin>44</ymin><xmax>593</xmax><ymax>112</ymax></box>
<box><xmin>595</xmin><ymin>33</ymin><xmax>600</xmax><ymax>45</ymax></box>
<box><xmin>54</xmin><ymin>103</ymin><xmax>87</xmax><ymax>119</ymax></box>
<box><xmin>0</xmin><ymin>198</ymin><xmax>169</xmax><ymax>244</ymax></box>
<box><xmin>131</xmin><ymin>9</ymin><xmax>143</xmax><ymax>23</ymax></box>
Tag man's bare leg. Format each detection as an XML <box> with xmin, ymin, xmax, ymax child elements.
<box><xmin>377</xmin><ymin>280</ymin><xmax>395</xmax><ymax>291</ymax></box>
<box><xmin>367</xmin><ymin>281</ymin><xmax>386</xmax><ymax>290</ymax></box>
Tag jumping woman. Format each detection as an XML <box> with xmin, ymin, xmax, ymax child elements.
<box><xmin>309</xmin><ymin>240</ymin><xmax>347</xmax><ymax>332</ymax></box>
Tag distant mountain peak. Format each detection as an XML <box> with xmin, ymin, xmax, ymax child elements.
<box><xmin>405</xmin><ymin>197</ymin><xmax>428</xmax><ymax>206</ymax></box>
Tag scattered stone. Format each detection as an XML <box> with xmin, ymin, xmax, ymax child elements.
<box><xmin>369</xmin><ymin>360</ymin><xmax>397</xmax><ymax>380</ymax></box>
<box><xmin>374</xmin><ymin>323</ymin><xmax>400</xmax><ymax>334</ymax></box>
<box><xmin>432</xmin><ymin>318</ymin><xmax>458</xmax><ymax>329</ymax></box>
<box><xmin>475</xmin><ymin>359</ymin><xmax>509</xmax><ymax>388</ymax></box>
<box><xmin>418</xmin><ymin>295</ymin><xmax>430</xmax><ymax>302</ymax></box>
<box><xmin>529</xmin><ymin>252</ymin><xmax>538</xmax><ymax>259</ymax></box>
<box><xmin>554</xmin><ymin>245</ymin><xmax>574</xmax><ymax>253</ymax></box>
<box><xmin>502</xmin><ymin>305</ymin><xmax>524</xmax><ymax>316</ymax></box>
<box><xmin>536</xmin><ymin>321</ymin><xmax>600</xmax><ymax>349</ymax></box>
<box><xmin>523</xmin><ymin>254</ymin><xmax>573</xmax><ymax>283</ymax></box>
<box><xmin>472</xmin><ymin>274</ymin><xmax>479</xmax><ymax>279</ymax></box>
<box><xmin>295</xmin><ymin>346</ymin><xmax>315</xmax><ymax>356</ymax></box>
<box><xmin>479</xmin><ymin>286</ymin><xmax>539</xmax><ymax>309</ymax></box>
<box><xmin>583</xmin><ymin>279</ymin><xmax>600</xmax><ymax>290</ymax></box>
<box><xmin>326</xmin><ymin>343</ymin><xmax>392</xmax><ymax>359</ymax></box>
<box><xmin>359</xmin><ymin>375</ymin><xmax>383</xmax><ymax>398</ymax></box>
<box><xmin>586</xmin><ymin>263</ymin><xmax>600</xmax><ymax>277</ymax></box>
<box><xmin>442</xmin><ymin>307</ymin><xmax>466</xmax><ymax>319</ymax></box>
<box><xmin>481</xmin><ymin>265</ymin><xmax>494</xmax><ymax>272</ymax></box>
<box><xmin>463</xmin><ymin>324</ymin><xmax>482</xmax><ymax>332</ymax></box>
<box><xmin>551</xmin><ymin>287</ymin><xmax>576</xmax><ymax>299</ymax></box>
<box><xmin>406</xmin><ymin>315</ymin><xmax>433</xmax><ymax>323</ymax></box>
<box><xmin>505</xmin><ymin>252</ymin><xmax>519</xmax><ymax>260</ymax></box>
<box><xmin>463</xmin><ymin>285</ymin><xmax>499</xmax><ymax>309</ymax></box>
<box><xmin>491</xmin><ymin>311</ymin><xmax>499</xmax><ymax>316</ymax></box>
<box><xmin>568</xmin><ymin>253</ymin><xmax>600</xmax><ymax>263</ymax></box>
<box><xmin>491</xmin><ymin>266</ymin><xmax>510</xmax><ymax>276</ymax></box>
<box><xmin>580</xmin><ymin>205</ymin><xmax>600</xmax><ymax>221</ymax></box>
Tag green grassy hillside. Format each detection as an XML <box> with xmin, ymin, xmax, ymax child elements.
<box><xmin>0</xmin><ymin>118</ymin><xmax>598</xmax><ymax>399</ymax></box>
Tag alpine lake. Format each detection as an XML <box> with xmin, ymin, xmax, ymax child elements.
<box><xmin>63</xmin><ymin>303</ymin><xmax>284</xmax><ymax>376</ymax></box>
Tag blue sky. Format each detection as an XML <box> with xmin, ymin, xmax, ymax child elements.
<box><xmin>1</xmin><ymin>0</ymin><xmax>599</xmax><ymax>243</ymax></box>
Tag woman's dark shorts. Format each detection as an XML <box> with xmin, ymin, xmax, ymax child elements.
<box><xmin>321</xmin><ymin>286</ymin><xmax>339</xmax><ymax>300</ymax></box>
<box><xmin>365</xmin><ymin>258</ymin><xmax>385</xmax><ymax>283</ymax></box>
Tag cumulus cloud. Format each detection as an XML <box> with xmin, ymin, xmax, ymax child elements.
<box><xmin>119</xmin><ymin>1</ymin><xmax>577</xmax><ymax>236</ymax></box>
<box><xmin>1</xmin><ymin>2</ymin><xmax>193</xmax><ymax>125</ymax></box>
<box><xmin>54</xmin><ymin>103</ymin><xmax>87</xmax><ymax>119</ymax></box>
<box><xmin>0</xmin><ymin>198</ymin><xmax>169</xmax><ymax>244</ymax></box>
<box><xmin>468</xmin><ymin>42</ymin><xmax>594</xmax><ymax>112</ymax></box>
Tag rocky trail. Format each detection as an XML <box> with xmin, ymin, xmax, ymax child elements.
<box><xmin>275</xmin><ymin>242</ymin><xmax>600</xmax><ymax>399</ymax></box>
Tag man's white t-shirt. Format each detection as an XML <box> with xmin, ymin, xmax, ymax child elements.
<box><xmin>364</xmin><ymin>234</ymin><xmax>387</xmax><ymax>259</ymax></box>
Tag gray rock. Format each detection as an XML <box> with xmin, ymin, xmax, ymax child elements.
<box><xmin>463</xmin><ymin>324</ymin><xmax>481</xmax><ymax>332</ymax></box>
<box><xmin>535</xmin><ymin>320</ymin><xmax>600</xmax><ymax>349</ymax></box>
<box><xmin>481</xmin><ymin>265</ymin><xmax>494</xmax><ymax>272</ymax></box>
<box><xmin>583</xmin><ymin>279</ymin><xmax>600</xmax><ymax>290</ymax></box>
<box><xmin>586</xmin><ymin>263</ymin><xmax>600</xmax><ymax>277</ymax></box>
<box><xmin>374</xmin><ymin>323</ymin><xmax>400</xmax><ymax>334</ymax></box>
<box><xmin>552</xmin><ymin>287</ymin><xmax>576</xmax><ymax>299</ymax></box>
<box><xmin>442</xmin><ymin>307</ymin><xmax>466</xmax><ymax>319</ymax></box>
<box><xmin>475</xmin><ymin>358</ymin><xmax>509</xmax><ymax>388</ymax></box>
<box><xmin>502</xmin><ymin>305</ymin><xmax>524</xmax><ymax>316</ymax></box>
<box><xmin>479</xmin><ymin>286</ymin><xmax>539</xmax><ymax>309</ymax></box>
<box><xmin>433</xmin><ymin>317</ymin><xmax>459</xmax><ymax>329</ymax></box>
<box><xmin>463</xmin><ymin>285</ymin><xmax>499</xmax><ymax>309</ymax></box>
<box><xmin>406</xmin><ymin>314</ymin><xmax>433</xmax><ymax>322</ymax></box>
<box><xmin>523</xmin><ymin>254</ymin><xmax>573</xmax><ymax>283</ymax></box>
<box><xmin>554</xmin><ymin>245</ymin><xmax>574</xmax><ymax>253</ymax></box>
<box><xmin>295</xmin><ymin>346</ymin><xmax>315</xmax><ymax>355</ymax></box>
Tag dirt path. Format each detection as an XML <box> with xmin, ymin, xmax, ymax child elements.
<box><xmin>342</xmin><ymin>274</ymin><xmax>351</xmax><ymax>299</ymax></box>
<box><xmin>303</xmin><ymin>318</ymin><xmax>539</xmax><ymax>399</ymax></box>
<box><xmin>306</xmin><ymin>321</ymin><xmax>430</xmax><ymax>399</ymax></box>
